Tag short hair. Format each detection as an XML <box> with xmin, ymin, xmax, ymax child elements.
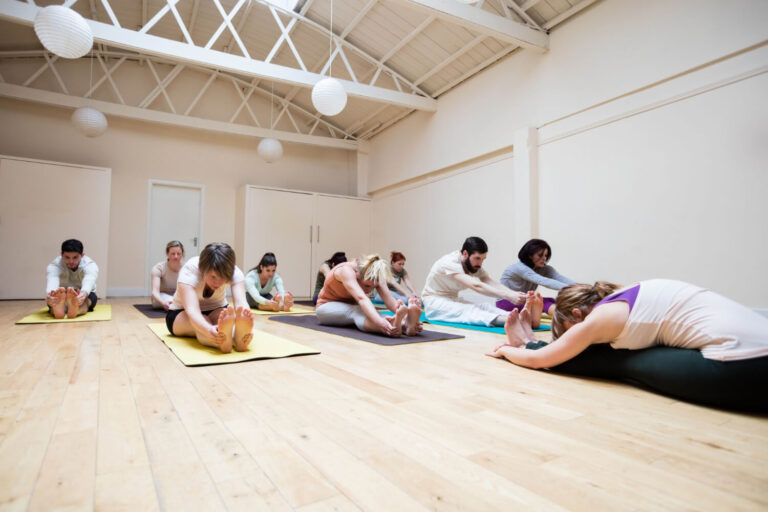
<box><xmin>166</xmin><ymin>240</ymin><xmax>184</xmax><ymax>254</ymax></box>
<box><xmin>461</xmin><ymin>236</ymin><xmax>488</xmax><ymax>256</ymax></box>
<box><xmin>325</xmin><ymin>251</ymin><xmax>347</xmax><ymax>268</ymax></box>
<box><xmin>390</xmin><ymin>251</ymin><xmax>405</xmax><ymax>263</ymax></box>
<box><xmin>198</xmin><ymin>242</ymin><xmax>236</xmax><ymax>280</ymax></box>
<box><xmin>254</xmin><ymin>252</ymin><xmax>277</xmax><ymax>273</ymax></box>
<box><xmin>518</xmin><ymin>239</ymin><xmax>552</xmax><ymax>268</ymax></box>
<box><xmin>61</xmin><ymin>239</ymin><xmax>83</xmax><ymax>254</ymax></box>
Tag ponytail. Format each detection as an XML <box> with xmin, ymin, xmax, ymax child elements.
<box><xmin>359</xmin><ymin>254</ymin><xmax>392</xmax><ymax>284</ymax></box>
<box><xmin>552</xmin><ymin>281</ymin><xmax>622</xmax><ymax>339</ymax></box>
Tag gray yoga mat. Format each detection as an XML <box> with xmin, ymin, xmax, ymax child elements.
<box><xmin>269</xmin><ymin>314</ymin><xmax>464</xmax><ymax>346</ymax></box>
<box><xmin>133</xmin><ymin>304</ymin><xmax>167</xmax><ymax>318</ymax></box>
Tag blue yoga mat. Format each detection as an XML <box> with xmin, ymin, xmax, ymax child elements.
<box><xmin>380</xmin><ymin>311</ymin><xmax>551</xmax><ymax>333</ymax></box>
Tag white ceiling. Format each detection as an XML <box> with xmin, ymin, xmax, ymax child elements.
<box><xmin>0</xmin><ymin>0</ymin><xmax>598</xmax><ymax>148</ymax></box>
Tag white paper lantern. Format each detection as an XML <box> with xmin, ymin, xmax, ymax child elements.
<box><xmin>311</xmin><ymin>77</ymin><xmax>347</xmax><ymax>116</ymax></box>
<box><xmin>72</xmin><ymin>107</ymin><xmax>107</xmax><ymax>137</ymax></box>
<box><xmin>34</xmin><ymin>5</ymin><xmax>94</xmax><ymax>59</ymax></box>
<box><xmin>258</xmin><ymin>138</ymin><xmax>283</xmax><ymax>163</ymax></box>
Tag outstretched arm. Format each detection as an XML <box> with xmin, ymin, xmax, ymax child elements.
<box><xmin>178</xmin><ymin>283</ymin><xmax>218</xmax><ymax>338</ymax></box>
<box><xmin>336</xmin><ymin>266</ymin><xmax>393</xmax><ymax>334</ymax></box>
<box><xmin>230</xmin><ymin>281</ymin><xmax>249</xmax><ymax>310</ymax></box>
<box><xmin>150</xmin><ymin>274</ymin><xmax>168</xmax><ymax>308</ymax></box>
<box><xmin>488</xmin><ymin>302</ymin><xmax>629</xmax><ymax>368</ymax></box>
<box><xmin>452</xmin><ymin>273</ymin><xmax>526</xmax><ymax>304</ymax></box>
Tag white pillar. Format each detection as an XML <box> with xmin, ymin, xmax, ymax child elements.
<box><xmin>512</xmin><ymin>127</ymin><xmax>539</xmax><ymax>243</ymax></box>
<box><xmin>356</xmin><ymin>140</ymin><xmax>370</xmax><ymax>198</ymax></box>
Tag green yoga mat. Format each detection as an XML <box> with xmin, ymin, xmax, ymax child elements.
<box><xmin>381</xmin><ymin>310</ymin><xmax>550</xmax><ymax>334</ymax></box>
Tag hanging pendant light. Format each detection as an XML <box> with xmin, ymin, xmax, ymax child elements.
<box><xmin>311</xmin><ymin>0</ymin><xmax>347</xmax><ymax>116</ymax></box>
<box><xmin>72</xmin><ymin>51</ymin><xmax>107</xmax><ymax>137</ymax></box>
<box><xmin>258</xmin><ymin>82</ymin><xmax>283</xmax><ymax>163</ymax></box>
<box><xmin>72</xmin><ymin>107</ymin><xmax>107</xmax><ymax>137</ymax></box>
<box><xmin>34</xmin><ymin>5</ymin><xmax>94</xmax><ymax>59</ymax></box>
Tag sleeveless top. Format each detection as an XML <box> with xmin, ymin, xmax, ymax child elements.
<box><xmin>594</xmin><ymin>279</ymin><xmax>768</xmax><ymax>361</ymax></box>
<box><xmin>316</xmin><ymin>262</ymin><xmax>359</xmax><ymax>306</ymax></box>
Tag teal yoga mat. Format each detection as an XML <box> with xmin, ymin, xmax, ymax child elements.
<box><xmin>381</xmin><ymin>311</ymin><xmax>551</xmax><ymax>333</ymax></box>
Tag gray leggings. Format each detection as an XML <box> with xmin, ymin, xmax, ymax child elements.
<box><xmin>316</xmin><ymin>301</ymin><xmax>369</xmax><ymax>331</ymax></box>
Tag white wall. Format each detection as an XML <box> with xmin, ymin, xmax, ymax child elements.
<box><xmin>0</xmin><ymin>98</ymin><xmax>357</xmax><ymax>295</ymax></box>
<box><xmin>367</xmin><ymin>0</ymin><xmax>768</xmax><ymax>308</ymax></box>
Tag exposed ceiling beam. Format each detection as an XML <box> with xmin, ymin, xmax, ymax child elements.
<box><xmin>0</xmin><ymin>1</ymin><xmax>437</xmax><ymax>112</ymax></box>
<box><xmin>395</xmin><ymin>0</ymin><xmax>548</xmax><ymax>51</ymax></box>
<box><xmin>0</xmin><ymin>82</ymin><xmax>358</xmax><ymax>149</ymax></box>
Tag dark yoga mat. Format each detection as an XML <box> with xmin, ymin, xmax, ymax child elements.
<box><xmin>294</xmin><ymin>300</ymin><xmax>316</xmax><ymax>307</ymax></box>
<box><xmin>133</xmin><ymin>304</ymin><xmax>167</xmax><ymax>318</ymax></box>
<box><xmin>269</xmin><ymin>314</ymin><xmax>464</xmax><ymax>346</ymax></box>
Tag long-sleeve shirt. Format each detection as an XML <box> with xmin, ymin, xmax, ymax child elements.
<box><xmin>500</xmin><ymin>260</ymin><xmax>573</xmax><ymax>293</ymax></box>
<box><xmin>245</xmin><ymin>270</ymin><xmax>285</xmax><ymax>305</ymax></box>
<box><xmin>46</xmin><ymin>255</ymin><xmax>99</xmax><ymax>294</ymax></box>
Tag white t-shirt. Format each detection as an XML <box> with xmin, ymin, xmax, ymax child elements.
<box><xmin>170</xmin><ymin>257</ymin><xmax>245</xmax><ymax>311</ymax></box>
<box><xmin>46</xmin><ymin>255</ymin><xmax>99</xmax><ymax>294</ymax></box>
<box><xmin>422</xmin><ymin>250</ymin><xmax>489</xmax><ymax>299</ymax></box>
<box><xmin>151</xmin><ymin>260</ymin><xmax>181</xmax><ymax>295</ymax></box>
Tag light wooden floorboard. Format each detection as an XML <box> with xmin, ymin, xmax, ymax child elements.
<box><xmin>0</xmin><ymin>298</ymin><xmax>766</xmax><ymax>511</ymax></box>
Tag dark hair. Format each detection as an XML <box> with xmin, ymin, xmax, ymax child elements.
<box><xmin>166</xmin><ymin>240</ymin><xmax>185</xmax><ymax>254</ymax></box>
<box><xmin>461</xmin><ymin>236</ymin><xmax>488</xmax><ymax>256</ymax></box>
<box><xmin>253</xmin><ymin>252</ymin><xmax>277</xmax><ymax>273</ymax></box>
<box><xmin>199</xmin><ymin>242</ymin><xmax>236</xmax><ymax>280</ymax></box>
<box><xmin>390</xmin><ymin>251</ymin><xmax>405</xmax><ymax>263</ymax></box>
<box><xmin>518</xmin><ymin>239</ymin><xmax>552</xmax><ymax>268</ymax></box>
<box><xmin>325</xmin><ymin>251</ymin><xmax>347</xmax><ymax>269</ymax></box>
<box><xmin>61</xmin><ymin>239</ymin><xmax>84</xmax><ymax>254</ymax></box>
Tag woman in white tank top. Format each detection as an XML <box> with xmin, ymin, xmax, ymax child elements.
<box><xmin>487</xmin><ymin>279</ymin><xmax>768</xmax><ymax>411</ymax></box>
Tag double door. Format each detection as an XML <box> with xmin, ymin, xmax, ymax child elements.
<box><xmin>236</xmin><ymin>186</ymin><xmax>371</xmax><ymax>297</ymax></box>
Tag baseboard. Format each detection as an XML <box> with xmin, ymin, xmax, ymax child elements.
<box><xmin>106</xmin><ymin>287</ymin><xmax>147</xmax><ymax>297</ymax></box>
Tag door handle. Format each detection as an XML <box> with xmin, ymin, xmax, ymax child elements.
<box><xmin>193</xmin><ymin>236</ymin><xmax>198</xmax><ymax>247</ymax></box>
<box><xmin>316</xmin><ymin>225</ymin><xmax>320</xmax><ymax>243</ymax></box>
<box><xmin>309</xmin><ymin>225</ymin><xmax>312</xmax><ymax>243</ymax></box>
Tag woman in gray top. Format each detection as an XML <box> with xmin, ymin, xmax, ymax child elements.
<box><xmin>496</xmin><ymin>239</ymin><xmax>573</xmax><ymax>326</ymax></box>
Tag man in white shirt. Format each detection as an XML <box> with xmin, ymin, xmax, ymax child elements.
<box><xmin>45</xmin><ymin>239</ymin><xmax>99</xmax><ymax>318</ymax></box>
<box><xmin>422</xmin><ymin>236</ymin><xmax>526</xmax><ymax>326</ymax></box>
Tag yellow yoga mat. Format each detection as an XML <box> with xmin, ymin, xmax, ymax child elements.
<box><xmin>16</xmin><ymin>305</ymin><xmax>112</xmax><ymax>324</ymax></box>
<box><xmin>147</xmin><ymin>323</ymin><xmax>320</xmax><ymax>366</ymax></box>
<box><xmin>250</xmin><ymin>304</ymin><xmax>315</xmax><ymax>316</ymax></box>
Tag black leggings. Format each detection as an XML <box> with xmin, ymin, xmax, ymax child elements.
<box><xmin>526</xmin><ymin>342</ymin><xmax>768</xmax><ymax>413</ymax></box>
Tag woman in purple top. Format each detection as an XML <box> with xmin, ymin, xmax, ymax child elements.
<box><xmin>486</xmin><ymin>279</ymin><xmax>768</xmax><ymax>411</ymax></box>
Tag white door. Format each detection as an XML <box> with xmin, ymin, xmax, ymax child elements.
<box><xmin>146</xmin><ymin>181</ymin><xmax>203</xmax><ymax>290</ymax></box>
<box><xmin>313</xmin><ymin>195</ymin><xmax>371</xmax><ymax>271</ymax></box>
<box><xmin>244</xmin><ymin>188</ymin><xmax>314</xmax><ymax>297</ymax></box>
<box><xmin>0</xmin><ymin>156</ymin><xmax>110</xmax><ymax>299</ymax></box>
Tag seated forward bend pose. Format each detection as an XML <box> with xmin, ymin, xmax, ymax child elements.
<box><xmin>245</xmin><ymin>252</ymin><xmax>294</xmax><ymax>311</ymax></box>
<box><xmin>150</xmin><ymin>240</ymin><xmax>184</xmax><ymax>310</ymax></box>
<box><xmin>422</xmin><ymin>237</ymin><xmax>527</xmax><ymax>327</ymax></box>
<box><xmin>316</xmin><ymin>254</ymin><xmax>422</xmax><ymax>337</ymax></box>
<box><xmin>312</xmin><ymin>251</ymin><xmax>347</xmax><ymax>305</ymax></box>
<box><xmin>496</xmin><ymin>239</ymin><xmax>573</xmax><ymax>327</ymax></box>
<box><xmin>166</xmin><ymin>242</ymin><xmax>254</xmax><ymax>353</ymax></box>
<box><xmin>373</xmin><ymin>251</ymin><xmax>420</xmax><ymax>304</ymax></box>
<box><xmin>45</xmin><ymin>239</ymin><xmax>99</xmax><ymax>319</ymax></box>
<box><xmin>488</xmin><ymin>279</ymin><xmax>768</xmax><ymax>412</ymax></box>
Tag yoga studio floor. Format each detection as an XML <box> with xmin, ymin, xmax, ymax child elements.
<box><xmin>1</xmin><ymin>298</ymin><xmax>766</xmax><ymax>511</ymax></box>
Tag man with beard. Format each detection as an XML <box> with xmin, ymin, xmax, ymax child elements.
<box><xmin>45</xmin><ymin>239</ymin><xmax>99</xmax><ymax>318</ymax></box>
<box><xmin>422</xmin><ymin>237</ymin><xmax>526</xmax><ymax>326</ymax></box>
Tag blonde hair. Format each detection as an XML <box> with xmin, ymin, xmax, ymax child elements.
<box><xmin>552</xmin><ymin>281</ymin><xmax>622</xmax><ymax>339</ymax></box>
<box><xmin>358</xmin><ymin>254</ymin><xmax>392</xmax><ymax>284</ymax></box>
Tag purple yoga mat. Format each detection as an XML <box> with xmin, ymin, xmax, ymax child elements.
<box><xmin>269</xmin><ymin>314</ymin><xmax>464</xmax><ymax>346</ymax></box>
<box><xmin>133</xmin><ymin>304</ymin><xmax>167</xmax><ymax>318</ymax></box>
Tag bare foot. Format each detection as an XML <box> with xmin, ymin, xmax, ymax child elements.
<box><xmin>518</xmin><ymin>309</ymin><xmax>539</xmax><ymax>342</ymax></box>
<box><xmin>233</xmin><ymin>306</ymin><xmax>254</xmax><ymax>351</ymax></box>
<box><xmin>405</xmin><ymin>296</ymin><xmax>422</xmax><ymax>336</ymax></box>
<box><xmin>49</xmin><ymin>287</ymin><xmax>67</xmax><ymax>319</ymax></box>
<box><xmin>389</xmin><ymin>304</ymin><xmax>407</xmax><ymax>337</ymax></box>
<box><xmin>282</xmin><ymin>292</ymin><xmax>294</xmax><ymax>311</ymax></box>
<box><xmin>216</xmin><ymin>306</ymin><xmax>235</xmax><ymax>353</ymax></box>
<box><xmin>503</xmin><ymin>310</ymin><xmax>528</xmax><ymax>347</ymax></box>
<box><xmin>65</xmin><ymin>287</ymin><xmax>79</xmax><ymax>318</ymax></box>
<box><xmin>523</xmin><ymin>292</ymin><xmax>544</xmax><ymax>329</ymax></box>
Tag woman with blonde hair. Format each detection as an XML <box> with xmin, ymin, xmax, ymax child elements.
<box><xmin>316</xmin><ymin>254</ymin><xmax>422</xmax><ymax>337</ymax></box>
<box><xmin>487</xmin><ymin>279</ymin><xmax>768</xmax><ymax>411</ymax></box>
